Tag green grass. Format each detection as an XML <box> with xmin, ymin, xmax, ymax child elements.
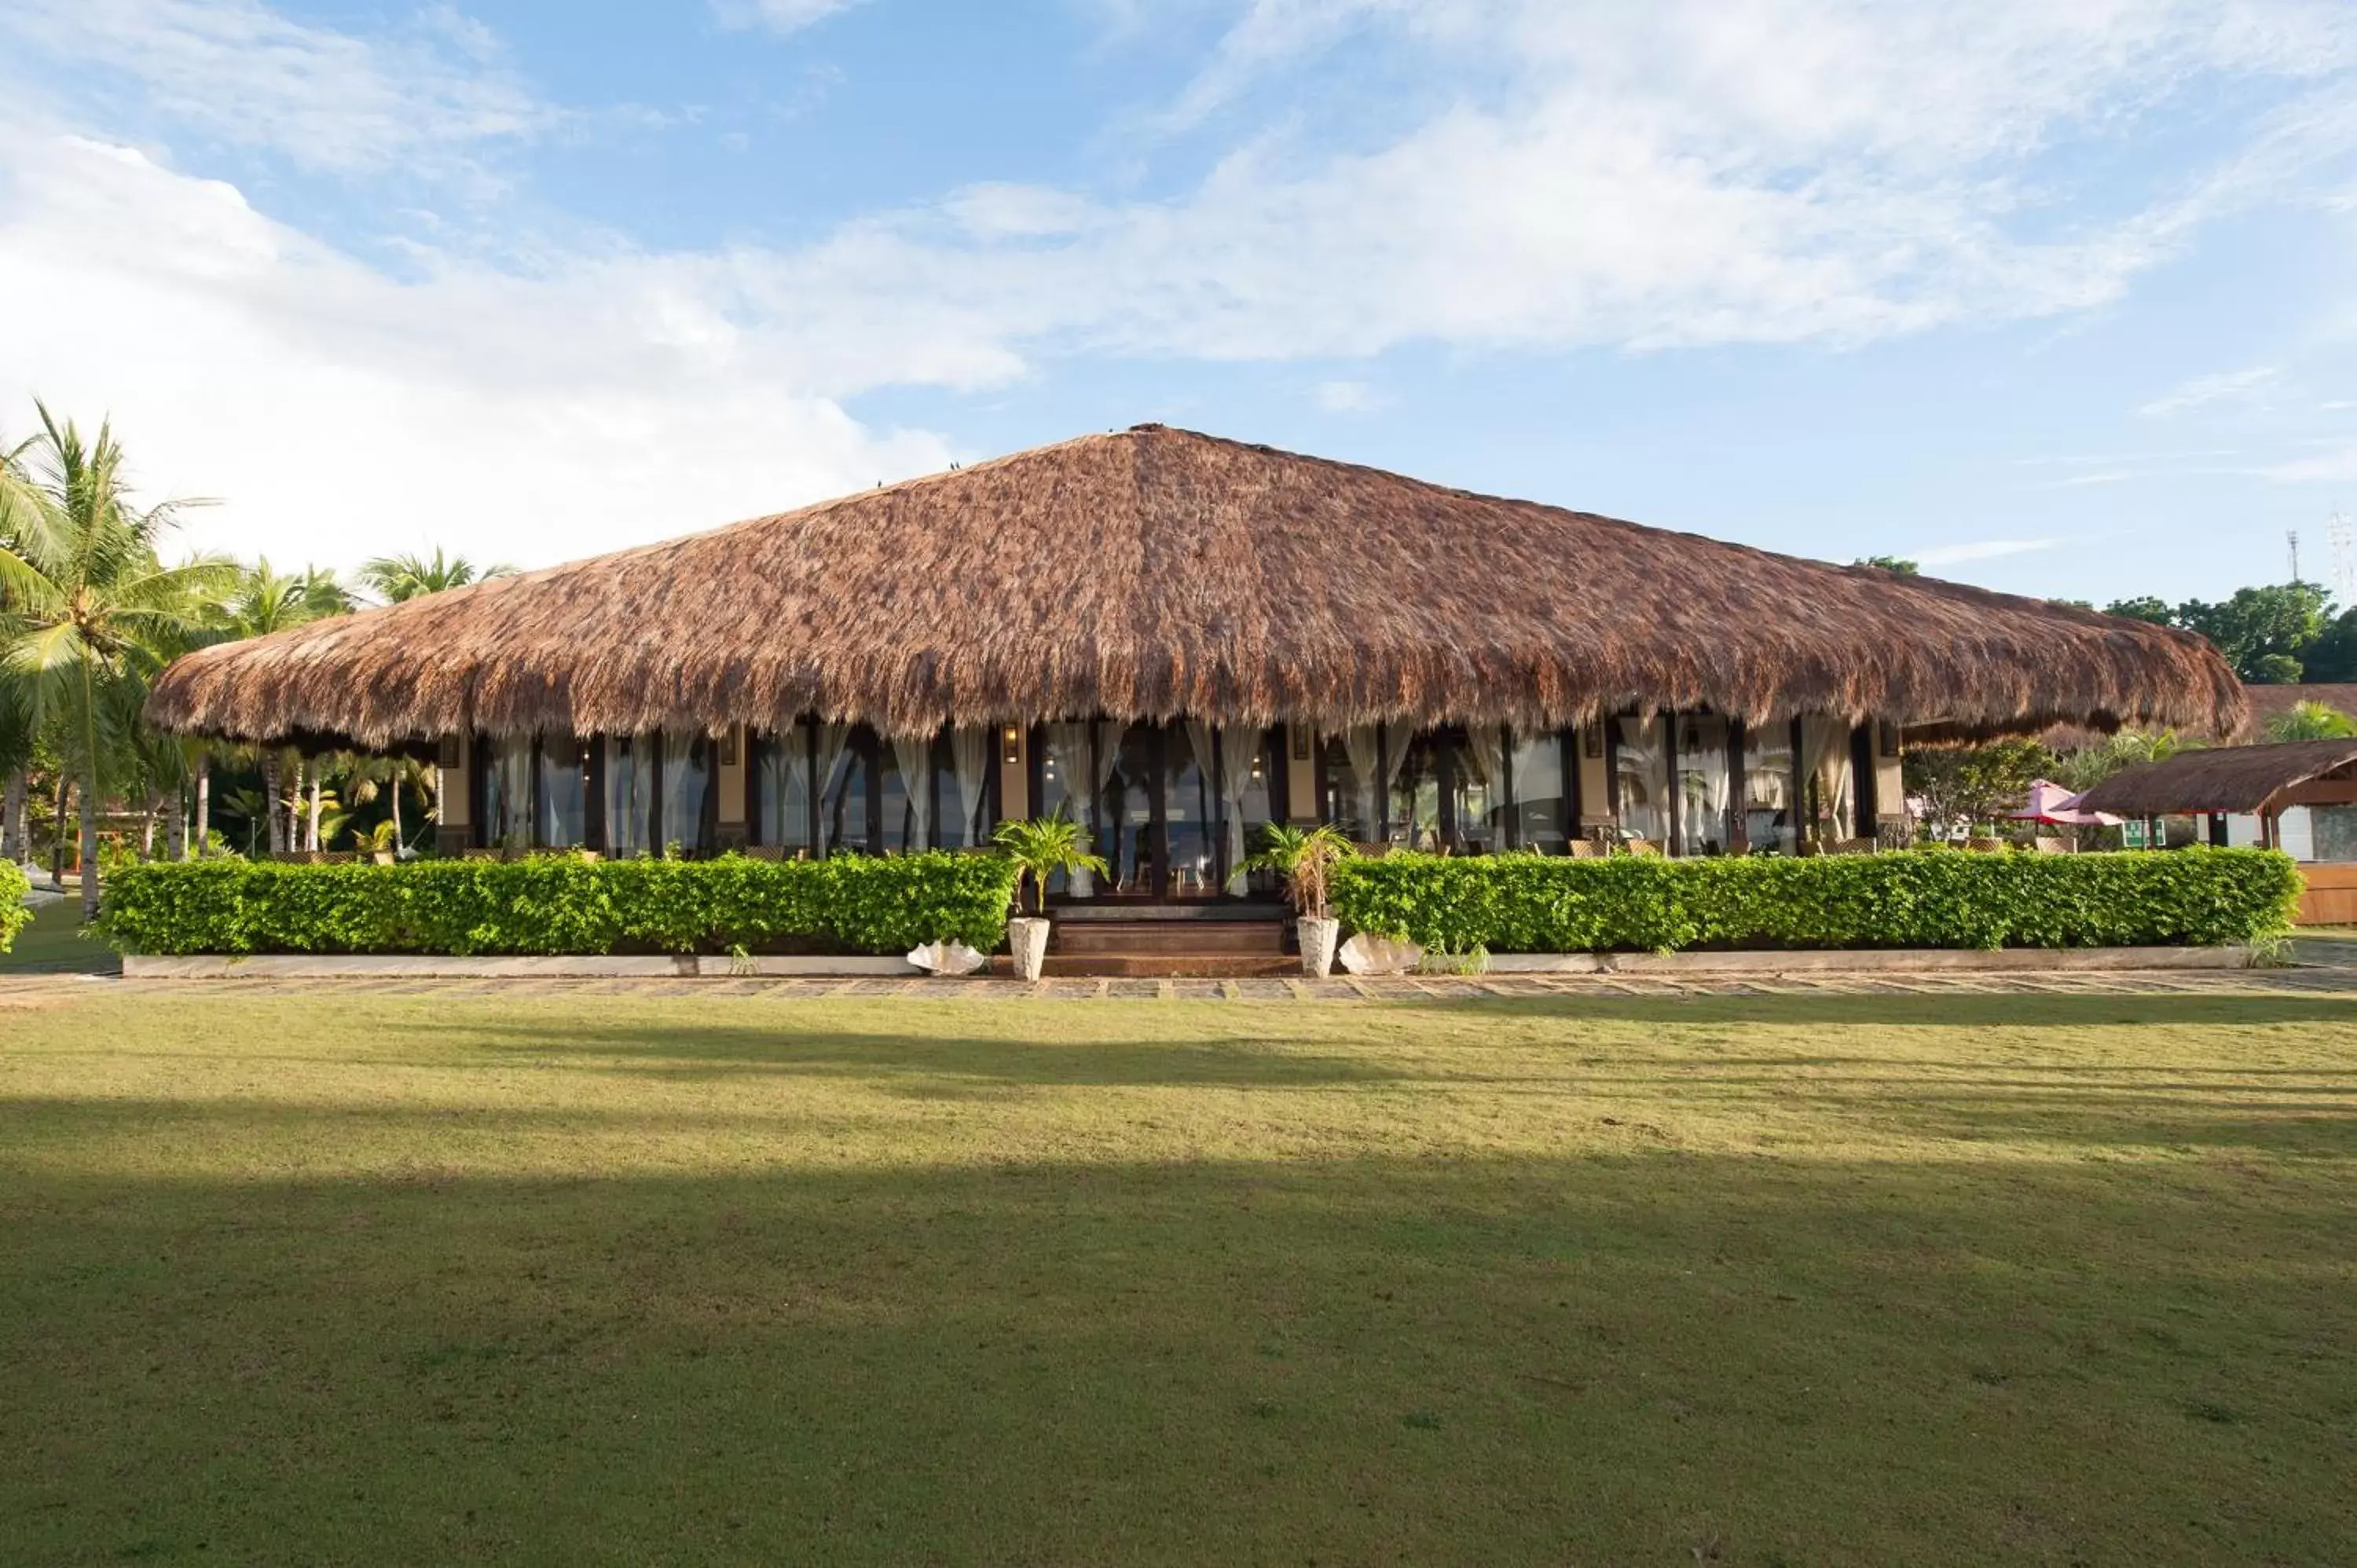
<box><xmin>0</xmin><ymin>896</ymin><xmax>116</xmax><ymax>974</ymax></box>
<box><xmin>2</xmin><ymin>990</ymin><xmax>2353</xmax><ymax>1565</ymax></box>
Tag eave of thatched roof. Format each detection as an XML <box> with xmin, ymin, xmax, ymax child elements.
<box><xmin>2071</xmin><ymin>740</ymin><xmax>2357</xmax><ymax>816</ymax></box>
<box><xmin>146</xmin><ymin>423</ymin><xmax>2246</xmax><ymax>747</ymax></box>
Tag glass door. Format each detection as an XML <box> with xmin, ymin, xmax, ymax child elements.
<box><xmin>1087</xmin><ymin>721</ymin><xmax>1226</xmax><ymax>900</ymax></box>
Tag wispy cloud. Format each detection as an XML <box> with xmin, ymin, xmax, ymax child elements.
<box><xmin>2139</xmin><ymin>365</ymin><xmax>2281</xmax><ymax>418</ymax></box>
<box><xmin>1915</xmin><ymin>537</ymin><xmax>2062</xmax><ymax>566</ymax></box>
<box><xmin>1312</xmin><ymin>379</ymin><xmax>1381</xmax><ymax>412</ymax></box>
<box><xmin>710</xmin><ymin>0</ymin><xmax>866</xmax><ymax>36</ymax></box>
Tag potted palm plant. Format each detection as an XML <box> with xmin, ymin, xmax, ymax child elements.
<box><xmin>992</xmin><ymin>815</ymin><xmax>1110</xmax><ymax>982</ymax></box>
<box><xmin>1244</xmin><ymin>823</ymin><xmax>1354</xmax><ymax>976</ymax></box>
<box><xmin>354</xmin><ymin>820</ymin><xmax>401</xmax><ymax>866</ymax></box>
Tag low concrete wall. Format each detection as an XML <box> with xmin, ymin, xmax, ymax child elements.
<box><xmin>123</xmin><ymin>954</ymin><xmax>922</xmax><ymax>980</ymax></box>
<box><xmin>1486</xmin><ymin>946</ymin><xmax>2252</xmax><ymax>975</ymax></box>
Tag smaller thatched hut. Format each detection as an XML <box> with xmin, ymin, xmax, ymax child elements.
<box><xmin>147</xmin><ymin>424</ymin><xmax>2242</xmax><ymax>896</ymax></box>
<box><xmin>2074</xmin><ymin>740</ymin><xmax>2357</xmax><ymax>848</ymax></box>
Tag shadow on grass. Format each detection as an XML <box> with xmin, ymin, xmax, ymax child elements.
<box><xmin>0</xmin><ymin>899</ymin><xmax>116</xmax><ymax>975</ymax></box>
<box><xmin>2</xmin><ymin>1138</ymin><xmax>2351</xmax><ymax>1565</ymax></box>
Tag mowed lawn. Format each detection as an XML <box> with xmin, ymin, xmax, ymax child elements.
<box><xmin>2</xmin><ymin>987</ymin><xmax>2354</xmax><ymax>1565</ymax></box>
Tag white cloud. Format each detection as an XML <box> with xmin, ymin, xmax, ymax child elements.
<box><xmin>1914</xmin><ymin>537</ymin><xmax>2062</xmax><ymax>566</ymax></box>
<box><xmin>0</xmin><ymin>132</ymin><xmax>951</xmax><ymax>573</ymax></box>
<box><xmin>0</xmin><ymin>0</ymin><xmax>551</xmax><ymax>181</ymax></box>
<box><xmin>2263</xmin><ymin>445</ymin><xmax>2357</xmax><ymax>482</ymax></box>
<box><xmin>2139</xmin><ymin>365</ymin><xmax>2282</xmax><ymax>417</ymax></box>
<box><xmin>1312</xmin><ymin>379</ymin><xmax>1380</xmax><ymax>412</ymax></box>
<box><xmin>711</xmin><ymin>0</ymin><xmax>867</xmax><ymax>36</ymax></box>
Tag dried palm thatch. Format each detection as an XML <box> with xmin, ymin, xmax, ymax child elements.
<box><xmin>2071</xmin><ymin>740</ymin><xmax>2357</xmax><ymax>816</ymax></box>
<box><xmin>148</xmin><ymin>424</ymin><xmax>2245</xmax><ymax>746</ymax></box>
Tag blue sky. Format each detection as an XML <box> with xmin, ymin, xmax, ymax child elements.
<box><xmin>4</xmin><ymin>1</ymin><xmax>2356</xmax><ymax>606</ymax></box>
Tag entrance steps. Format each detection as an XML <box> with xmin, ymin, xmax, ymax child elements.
<box><xmin>1036</xmin><ymin>903</ymin><xmax>1296</xmax><ymax>977</ymax></box>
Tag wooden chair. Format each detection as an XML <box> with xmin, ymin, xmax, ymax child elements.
<box><xmin>2032</xmin><ymin>836</ymin><xmax>2068</xmax><ymax>855</ymax></box>
<box><xmin>1567</xmin><ymin>838</ymin><xmax>1607</xmax><ymax>859</ymax></box>
<box><xmin>1827</xmin><ymin>837</ymin><xmax>1876</xmax><ymax>856</ymax></box>
<box><xmin>1625</xmin><ymin>838</ymin><xmax>1664</xmax><ymax>858</ymax></box>
<box><xmin>1964</xmin><ymin>837</ymin><xmax>2006</xmax><ymax>854</ymax></box>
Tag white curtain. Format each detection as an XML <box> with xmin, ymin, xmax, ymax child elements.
<box><xmin>1342</xmin><ymin>726</ymin><xmax>1383</xmax><ymax>837</ymax></box>
<box><xmin>951</xmin><ymin>727</ymin><xmax>993</xmax><ymax>848</ymax></box>
<box><xmin>1216</xmin><ymin>728</ymin><xmax>1263</xmax><ymax>893</ymax></box>
<box><xmin>1083</xmin><ymin>720</ymin><xmax>1124</xmax><ymax>893</ymax></box>
<box><xmin>891</xmin><ymin>731</ymin><xmax>936</xmax><ymax>850</ymax></box>
<box><xmin>1464</xmin><ymin>724</ymin><xmax>1507</xmax><ymax>844</ymax></box>
<box><xmin>813</xmin><ymin>724</ymin><xmax>850</xmax><ymax>853</ymax></box>
<box><xmin>1801</xmin><ymin>716</ymin><xmax>1857</xmax><ymax>841</ymax></box>
<box><xmin>1382</xmin><ymin>724</ymin><xmax>1413</xmax><ymax>841</ymax></box>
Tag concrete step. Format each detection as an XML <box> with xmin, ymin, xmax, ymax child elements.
<box><xmin>1051</xmin><ymin>920</ymin><xmax>1288</xmax><ymax>955</ymax></box>
<box><xmin>1034</xmin><ymin>953</ymin><xmax>1303</xmax><ymax>978</ymax></box>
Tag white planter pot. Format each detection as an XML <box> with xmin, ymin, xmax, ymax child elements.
<box><xmin>1297</xmin><ymin>916</ymin><xmax>1340</xmax><ymax>978</ymax></box>
<box><xmin>1008</xmin><ymin>917</ymin><xmax>1052</xmax><ymax>982</ymax></box>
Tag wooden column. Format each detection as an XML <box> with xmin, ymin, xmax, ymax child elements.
<box><xmin>999</xmin><ymin>724</ymin><xmax>1030</xmax><ymax>822</ymax></box>
<box><xmin>1872</xmin><ymin>721</ymin><xmax>1907</xmax><ymax>842</ymax></box>
<box><xmin>434</xmin><ymin>733</ymin><xmax>471</xmax><ymax>855</ymax></box>
<box><xmin>715</xmin><ymin>724</ymin><xmax>750</xmax><ymax>851</ymax></box>
<box><xmin>1575</xmin><ymin>724</ymin><xmax>1613</xmax><ymax>837</ymax></box>
<box><xmin>1285</xmin><ymin>725</ymin><xmax>1319</xmax><ymax>823</ymax></box>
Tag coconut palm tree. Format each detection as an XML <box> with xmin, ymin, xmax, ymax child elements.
<box><xmin>358</xmin><ymin>548</ymin><xmax>512</xmax><ymax>604</ymax></box>
<box><xmin>208</xmin><ymin>559</ymin><xmax>352</xmax><ymax>852</ymax></box>
<box><xmin>0</xmin><ymin>405</ymin><xmax>233</xmax><ymax>917</ymax></box>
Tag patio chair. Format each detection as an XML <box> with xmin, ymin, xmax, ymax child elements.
<box><xmin>1625</xmin><ymin>838</ymin><xmax>1663</xmax><ymax>858</ymax></box>
<box><xmin>1567</xmin><ymin>838</ymin><xmax>1606</xmax><ymax>859</ymax></box>
<box><xmin>2032</xmin><ymin>836</ymin><xmax>2069</xmax><ymax>854</ymax></box>
<box><xmin>1964</xmin><ymin>837</ymin><xmax>2007</xmax><ymax>853</ymax></box>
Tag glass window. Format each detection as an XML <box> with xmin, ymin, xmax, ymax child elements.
<box><xmin>1036</xmin><ymin>721</ymin><xmax>1102</xmax><ymax>894</ymax></box>
<box><xmin>1389</xmin><ymin>731</ymin><xmax>1443</xmax><ymax>851</ymax></box>
<box><xmin>818</xmin><ymin>724</ymin><xmax>867</xmax><ymax>855</ymax></box>
<box><xmin>1613</xmin><ymin>715</ymin><xmax>1670</xmax><ymax>845</ymax></box>
<box><xmin>536</xmin><ymin>735</ymin><xmax>587</xmax><ymax>848</ymax></box>
<box><xmin>884</xmin><ymin>732</ymin><xmax>933</xmax><ymax>852</ymax></box>
<box><xmin>1509</xmin><ymin>729</ymin><xmax>1568</xmax><ymax>853</ymax></box>
<box><xmin>479</xmin><ymin>735</ymin><xmax>532</xmax><ymax>850</ymax></box>
<box><xmin>1741</xmin><ymin>721</ymin><xmax>1798</xmax><ymax>855</ymax></box>
<box><xmin>1324</xmin><ymin>727</ymin><xmax>1384</xmax><ymax>842</ymax></box>
<box><xmin>938</xmin><ymin>727</ymin><xmax>995</xmax><ymax>849</ymax></box>
<box><xmin>603</xmin><ymin>735</ymin><xmax>653</xmax><ymax>857</ymax></box>
<box><xmin>660</xmin><ymin>731</ymin><xmax>710</xmax><ymax>854</ymax></box>
<box><xmin>1799</xmin><ymin>716</ymin><xmax>1857</xmax><ymax>845</ymax></box>
<box><xmin>1166</xmin><ymin>724</ymin><xmax>1215</xmax><ymax>897</ymax></box>
<box><xmin>1674</xmin><ymin>714</ymin><xmax>1732</xmax><ymax>855</ymax></box>
<box><xmin>1219</xmin><ymin>727</ymin><xmax>1280</xmax><ymax>895</ymax></box>
<box><xmin>1453</xmin><ymin>726</ymin><xmax>1507</xmax><ymax>852</ymax></box>
<box><xmin>756</xmin><ymin>723</ymin><xmax>814</xmax><ymax>853</ymax></box>
<box><xmin>1101</xmin><ymin>723</ymin><xmax>1157</xmax><ymax>893</ymax></box>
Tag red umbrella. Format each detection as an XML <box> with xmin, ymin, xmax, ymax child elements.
<box><xmin>2007</xmin><ymin>779</ymin><xmax>2121</xmax><ymax>827</ymax></box>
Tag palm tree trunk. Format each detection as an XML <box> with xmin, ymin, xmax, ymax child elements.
<box><xmin>166</xmin><ymin>786</ymin><xmax>187</xmax><ymax>861</ymax></box>
<box><xmin>141</xmin><ymin>798</ymin><xmax>157</xmax><ymax>860</ymax></box>
<box><xmin>51</xmin><ymin>773</ymin><xmax>69</xmax><ymax>888</ymax></box>
<box><xmin>2</xmin><ymin>769</ymin><xmax>24</xmax><ymax>865</ymax></box>
<box><xmin>390</xmin><ymin>772</ymin><xmax>404</xmax><ymax>855</ymax></box>
<box><xmin>79</xmin><ymin>663</ymin><xmax>103</xmax><ymax>921</ymax></box>
<box><xmin>193</xmin><ymin>753</ymin><xmax>211</xmax><ymax>859</ymax></box>
<box><xmin>307</xmin><ymin>771</ymin><xmax>322</xmax><ymax>852</ymax></box>
<box><xmin>263</xmin><ymin>754</ymin><xmax>285</xmax><ymax>854</ymax></box>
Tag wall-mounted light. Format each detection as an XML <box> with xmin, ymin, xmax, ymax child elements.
<box><xmin>717</xmin><ymin>729</ymin><xmax>739</xmax><ymax>768</ymax></box>
<box><xmin>1002</xmin><ymin>724</ymin><xmax>1022</xmax><ymax>766</ymax></box>
<box><xmin>1291</xmin><ymin>727</ymin><xmax>1311</xmax><ymax>762</ymax></box>
<box><xmin>1582</xmin><ymin>727</ymin><xmax>1605</xmax><ymax>760</ymax></box>
<box><xmin>436</xmin><ymin>735</ymin><xmax>461</xmax><ymax>768</ymax></box>
<box><xmin>1878</xmin><ymin>723</ymin><xmax>1901</xmax><ymax>759</ymax></box>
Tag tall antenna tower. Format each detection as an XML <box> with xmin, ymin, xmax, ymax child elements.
<box><xmin>2330</xmin><ymin>510</ymin><xmax>2355</xmax><ymax>602</ymax></box>
<box><xmin>2289</xmin><ymin>529</ymin><xmax>2301</xmax><ymax>584</ymax></box>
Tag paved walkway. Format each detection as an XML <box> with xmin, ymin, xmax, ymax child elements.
<box><xmin>6</xmin><ymin>964</ymin><xmax>2357</xmax><ymax>1004</ymax></box>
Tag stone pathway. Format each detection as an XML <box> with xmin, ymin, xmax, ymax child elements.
<box><xmin>6</xmin><ymin>964</ymin><xmax>2357</xmax><ymax>1004</ymax></box>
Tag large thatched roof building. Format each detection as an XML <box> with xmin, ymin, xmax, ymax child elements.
<box><xmin>149</xmin><ymin>424</ymin><xmax>2242</xmax><ymax>893</ymax></box>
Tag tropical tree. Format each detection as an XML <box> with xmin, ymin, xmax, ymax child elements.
<box><xmin>0</xmin><ymin>405</ymin><xmax>232</xmax><ymax>917</ymax></box>
<box><xmin>992</xmin><ymin>815</ymin><xmax>1109</xmax><ymax>915</ymax></box>
<box><xmin>208</xmin><ymin>559</ymin><xmax>352</xmax><ymax>852</ymax></box>
<box><xmin>359</xmin><ymin>548</ymin><xmax>512</xmax><ymax>603</ymax></box>
<box><xmin>1241</xmin><ymin>823</ymin><xmax>1355</xmax><ymax>921</ymax></box>
<box><xmin>1902</xmin><ymin>739</ymin><xmax>2051</xmax><ymax>840</ymax></box>
<box><xmin>2266</xmin><ymin>701</ymin><xmax>2357</xmax><ymax>742</ymax></box>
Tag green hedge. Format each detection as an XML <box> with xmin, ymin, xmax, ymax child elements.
<box><xmin>1330</xmin><ymin>848</ymin><xmax>2303</xmax><ymax>953</ymax></box>
<box><xmin>95</xmin><ymin>854</ymin><xmax>1021</xmax><ymax>958</ymax></box>
<box><xmin>0</xmin><ymin>860</ymin><xmax>29</xmax><ymax>953</ymax></box>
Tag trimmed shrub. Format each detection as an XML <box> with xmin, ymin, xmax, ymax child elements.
<box><xmin>95</xmin><ymin>854</ymin><xmax>1021</xmax><ymax>958</ymax></box>
<box><xmin>1329</xmin><ymin>848</ymin><xmax>2303</xmax><ymax>953</ymax></box>
<box><xmin>0</xmin><ymin>859</ymin><xmax>30</xmax><ymax>953</ymax></box>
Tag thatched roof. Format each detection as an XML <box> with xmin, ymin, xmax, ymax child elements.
<box><xmin>2071</xmin><ymin>741</ymin><xmax>2357</xmax><ymax>816</ymax></box>
<box><xmin>148</xmin><ymin>423</ymin><xmax>2245</xmax><ymax>747</ymax></box>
